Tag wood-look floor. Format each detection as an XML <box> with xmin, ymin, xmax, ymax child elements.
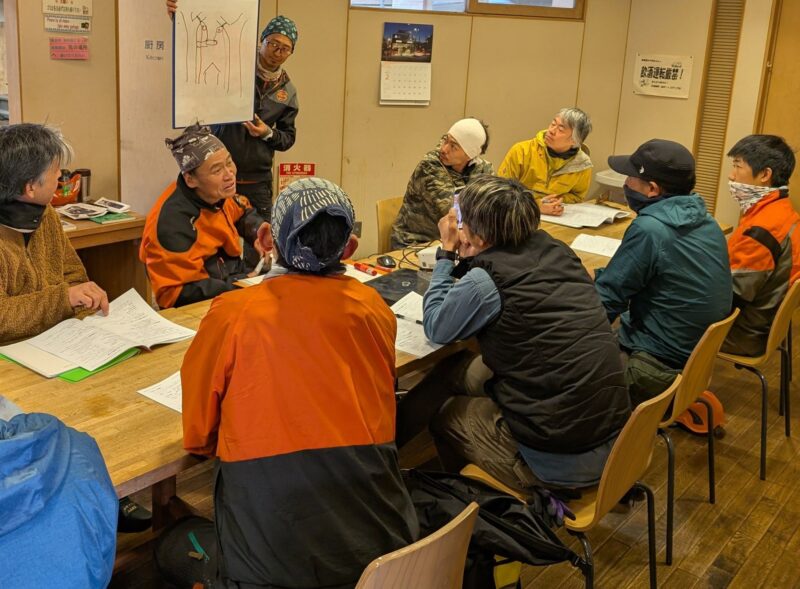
<box><xmin>111</xmin><ymin>310</ymin><xmax>800</xmax><ymax>588</ymax></box>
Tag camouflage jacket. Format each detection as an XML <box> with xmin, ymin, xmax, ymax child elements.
<box><xmin>391</xmin><ymin>149</ymin><xmax>493</xmax><ymax>246</ymax></box>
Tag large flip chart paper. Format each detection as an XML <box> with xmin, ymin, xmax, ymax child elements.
<box><xmin>172</xmin><ymin>0</ymin><xmax>259</xmax><ymax>128</ymax></box>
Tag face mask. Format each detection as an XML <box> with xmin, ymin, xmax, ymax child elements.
<box><xmin>624</xmin><ymin>185</ymin><xmax>662</xmax><ymax>214</ymax></box>
<box><xmin>728</xmin><ymin>181</ymin><xmax>774</xmax><ymax>214</ymax></box>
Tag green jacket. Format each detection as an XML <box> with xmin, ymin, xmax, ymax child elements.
<box><xmin>391</xmin><ymin>148</ymin><xmax>493</xmax><ymax>246</ymax></box>
<box><xmin>595</xmin><ymin>194</ymin><xmax>732</xmax><ymax>367</ymax></box>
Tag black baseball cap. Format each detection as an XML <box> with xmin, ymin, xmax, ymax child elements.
<box><xmin>608</xmin><ymin>139</ymin><xmax>695</xmax><ymax>185</ymax></box>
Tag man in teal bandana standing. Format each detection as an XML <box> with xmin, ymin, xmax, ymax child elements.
<box><xmin>168</xmin><ymin>3</ymin><xmax>299</xmax><ymax>221</ymax></box>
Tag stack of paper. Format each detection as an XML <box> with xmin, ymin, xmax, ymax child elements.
<box><xmin>0</xmin><ymin>289</ymin><xmax>195</xmax><ymax>378</ymax></box>
<box><xmin>541</xmin><ymin>203</ymin><xmax>630</xmax><ymax>228</ymax></box>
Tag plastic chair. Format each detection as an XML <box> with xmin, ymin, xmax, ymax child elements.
<box><xmin>375</xmin><ymin>196</ymin><xmax>404</xmax><ymax>253</ymax></box>
<box><xmin>564</xmin><ymin>375</ymin><xmax>682</xmax><ymax>589</ymax></box>
<box><xmin>717</xmin><ymin>280</ymin><xmax>800</xmax><ymax>481</ymax></box>
<box><xmin>354</xmin><ymin>501</ymin><xmax>479</xmax><ymax>589</ymax></box>
<box><xmin>658</xmin><ymin>308</ymin><xmax>739</xmax><ymax>565</ymax></box>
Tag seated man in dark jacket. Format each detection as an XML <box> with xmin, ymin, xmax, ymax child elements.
<box><xmin>139</xmin><ymin>123</ymin><xmax>268</xmax><ymax>308</ymax></box>
<box><xmin>397</xmin><ymin>176</ymin><xmax>630</xmax><ymax>493</ymax></box>
<box><xmin>596</xmin><ymin>139</ymin><xmax>732</xmax><ymax>405</ymax></box>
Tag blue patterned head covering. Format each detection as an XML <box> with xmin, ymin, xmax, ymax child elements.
<box><xmin>260</xmin><ymin>15</ymin><xmax>298</xmax><ymax>48</ymax></box>
<box><xmin>272</xmin><ymin>178</ymin><xmax>355</xmax><ymax>273</ymax></box>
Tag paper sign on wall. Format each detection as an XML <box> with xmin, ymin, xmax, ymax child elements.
<box><xmin>278</xmin><ymin>163</ymin><xmax>316</xmax><ymax>193</ymax></box>
<box><xmin>44</xmin><ymin>15</ymin><xmax>91</xmax><ymax>33</ymax></box>
<box><xmin>42</xmin><ymin>0</ymin><xmax>92</xmax><ymax>17</ymax></box>
<box><xmin>50</xmin><ymin>36</ymin><xmax>89</xmax><ymax>60</ymax></box>
<box><xmin>633</xmin><ymin>54</ymin><xmax>693</xmax><ymax>99</ymax></box>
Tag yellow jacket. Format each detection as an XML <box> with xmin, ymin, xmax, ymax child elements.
<box><xmin>497</xmin><ymin>130</ymin><xmax>593</xmax><ymax>204</ymax></box>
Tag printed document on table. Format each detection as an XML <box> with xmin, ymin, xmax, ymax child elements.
<box><xmin>27</xmin><ymin>318</ymin><xmax>135</xmax><ymax>372</ymax></box>
<box><xmin>82</xmin><ymin>289</ymin><xmax>195</xmax><ymax>347</ymax></box>
<box><xmin>0</xmin><ymin>340</ymin><xmax>78</xmax><ymax>378</ymax></box>
<box><xmin>23</xmin><ymin>289</ymin><xmax>194</xmax><ymax>372</ymax></box>
<box><xmin>137</xmin><ymin>371</ymin><xmax>182</xmax><ymax>413</ymax></box>
<box><xmin>395</xmin><ymin>320</ymin><xmax>442</xmax><ymax>357</ymax></box>
<box><xmin>541</xmin><ymin>203</ymin><xmax>630</xmax><ymax>229</ymax></box>
<box><xmin>571</xmin><ymin>234</ymin><xmax>623</xmax><ymax>258</ymax></box>
<box><xmin>391</xmin><ymin>292</ymin><xmax>425</xmax><ymax>323</ymax></box>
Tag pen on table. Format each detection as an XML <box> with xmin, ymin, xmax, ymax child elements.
<box><xmin>394</xmin><ymin>313</ymin><xmax>423</xmax><ymax>326</ymax></box>
<box><xmin>353</xmin><ymin>262</ymin><xmax>379</xmax><ymax>276</ymax></box>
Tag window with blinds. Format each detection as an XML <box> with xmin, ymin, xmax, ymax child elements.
<box><xmin>692</xmin><ymin>0</ymin><xmax>746</xmax><ymax>214</ymax></box>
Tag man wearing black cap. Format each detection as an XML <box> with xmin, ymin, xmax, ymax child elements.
<box><xmin>595</xmin><ymin>139</ymin><xmax>732</xmax><ymax>405</ymax></box>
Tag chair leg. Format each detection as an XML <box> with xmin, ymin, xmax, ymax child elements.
<box><xmin>737</xmin><ymin>365</ymin><xmax>769</xmax><ymax>480</ymax></box>
<box><xmin>657</xmin><ymin>429</ymin><xmax>675</xmax><ymax>565</ymax></box>
<box><xmin>782</xmin><ymin>346</ymin><xmax>791</xmax><ymax>438</ymax></box>
<box><xmin>788</xmin><ymin>320</ymin><xmax>793</xmax><ymax>382</ymax></box>
<box><xmin>635</xmin><ymin>482</ymin><xmax>658</xmax><ymax>589</ymax></box>
<box><xmin>779</xmin><ymin>341</ymin><xmax>786</xmax><ymax>417</ymax></box>
<box><xmin>697</xmin><ymin>397</ymin><xmax>716</xmax><ymax>505</ymax></box>
<box><xmin>571</xmin><ymin>532</ymin><xmax>594</xmax><ymax>589</ymax></box>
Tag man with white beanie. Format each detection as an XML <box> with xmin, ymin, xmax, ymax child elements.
<box><xmin>392</xmin><ymin>118</ymin><xmax>493</xmax><ymax>248</ymax></box>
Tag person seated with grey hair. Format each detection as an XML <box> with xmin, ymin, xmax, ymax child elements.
<box><xmin>0</xmin><ymin>123</ymin><xmax>151</xmax><ymax>533</ymax></box>
<box><xmin>498</xmin><ymin>107</ymin><xmax>593</xmax><ymax>216</ymax></box>
<box><xmin>0</xmin><ymin>123</ymin><xmax>109</xmax><ymax>343</ymax></box>
<box><xmin>396</xmin><ymin>175</ymin><xmax>630</xmax><ymax>495</ymax></box>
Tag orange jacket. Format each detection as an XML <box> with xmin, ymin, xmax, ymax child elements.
<box><xmin>139</xmin><ymin>178</ymin><xmax>262</xmax><ymax>308</ymax></box>
<box><xmin>724</xmin><ymin>189</ymin><xmax>800</xmax><ymax>355</ymax></box>
<box><xmin>181</xmin><ymin>272</ymin><xmax>398</xmax><ymax>460</ymax></box>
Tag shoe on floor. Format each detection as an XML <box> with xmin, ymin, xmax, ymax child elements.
<box><xmin>118</xmin><ymin>496</ymin><xmax>152</xmax><ymax>533</ymax></box>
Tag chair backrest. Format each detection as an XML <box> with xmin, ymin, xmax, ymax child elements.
<box><xmin>376</xmin><ymin>196</ymin><xmax>404</xmax><ymax>253</ymax></box>
<box><xmin>663</xmin><ymin>308</ymin><xmax>740</xmax><ymax>425</ymax></box>
<box><xmin>590</xmin><ymin>375</ymin><xmax>682</xmax><ymax>522</ymax></box>
<box><xmin>354</xmin><ymin>502</ymin><xmax>479</xmax><ymax>589</ymax></box>
<box><xmin>764</xmin><ymin>279</ymin><xmax>800</xmax><ymax>355</ymax></box>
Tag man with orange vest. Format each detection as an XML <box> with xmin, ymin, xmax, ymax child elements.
<box><xmin>722</xmin><ymin>134</ymin><xmax>800</xmax><ymax>356</ymax></box>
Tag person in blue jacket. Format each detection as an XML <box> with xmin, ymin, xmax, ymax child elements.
<box><xmin>0</xmin><ymin>402</ymin><xmax>118</xmax><ymax>588</ymax></box>
<box><xmin>595</xmin><ymin>139</ymin><xmax>732</xmax><ymax>405</ymax></box>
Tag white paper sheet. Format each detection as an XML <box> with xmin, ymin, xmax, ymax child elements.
<box><xmin>390</xmin><ymin>291</ymin><xmax>425</xmax><ymax>324</ymax></box>
<box><xmin>137</xmin><ymin>371</ymin><xmax>182</xmax><ymax>413</ymax></box>
<box><xmin>344</xmin><ymin>264</ymin><xmax>379</xmax><ymax>283</ymax></box>
<box><xmin>541</xmin><ymin>203</ymin><xmax>630</xmax><ymax>229</ymax></box>
<box><xmin>0</xmin><ymin>340</ymin><xmax>78</xmax><ymax>378</ymax></box>
<box><xmin>82</xmin><ymin>289</ymin><xmax>195</xmax><ymax>348</ymax></box>
<box><xmin>395</xmin><ymin>320</ymin><xmax>442</xmax><ymax>358</ymax></box>
<box><xmin>25</xmin><ymin>289</ymin><xmax>194</xmax><ymax>372</ymax></box>
<box><xmin>570</xmin><ymin>234</ymin><xmax>623</xmax><ymax>258</ymax></box>
<box><xmin>27</xmin><ymin>318</ymin><xmax>135</xmax><ymax>372</ymax></box>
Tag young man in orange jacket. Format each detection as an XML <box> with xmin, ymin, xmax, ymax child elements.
<box><xmin>722</xmin><ymin>134</ymin><xmax>799</xmax><ymax>356</ymax></box>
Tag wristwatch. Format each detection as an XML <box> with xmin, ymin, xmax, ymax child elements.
<box><xmin>436</xmin><ymin>247</ymin><xmax>458</xmax><ymax>262</ymax></box>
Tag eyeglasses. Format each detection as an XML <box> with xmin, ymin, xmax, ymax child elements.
<box><xmin>265</xmin><ymin>40</ymin><xmax>293</xmax><ymax>55</ymax></box>
<box><xmin>440</xmin><ymin>135</ymin><xmax>463</xmax><ymax>151</ymax></box>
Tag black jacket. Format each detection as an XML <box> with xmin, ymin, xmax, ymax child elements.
<box><xmin>471</xmin><ymin>231</ymin><xmax>630</xmax><ymax>454</ymax></box>
<box><xmin>214</xmin><ymin>72</ymin><xmax>299</xmax><ymax>184</ymax></box>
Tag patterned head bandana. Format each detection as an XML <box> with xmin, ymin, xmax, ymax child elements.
<box><xmin>272</xmin><ymin>178</ymin><xmax>355</xmax><ymax>273</ymax></box>
<box><xmin>260</xmin><ymin>15</ymin><xmax>298</xmax><ymax>48</ymax></box>
<box><xmin>728</xmin><ymin>180</ymin><xmax>780</xmax><ymax>214</ymax></box>
<box><xmin>165</xmin><ymin>123</ymin><xmax>226</xmax><ymax>173</ymax></box>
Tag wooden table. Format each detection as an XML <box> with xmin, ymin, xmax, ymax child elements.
<box><xmin>0</xmin><ymin>289</ymin><xmax>460</xmax><ymax>527</ymax></box>
<box><xmin>67</xmin><ymin>213</ymin><xmax>150</xmax><ymax>302</ymax></box>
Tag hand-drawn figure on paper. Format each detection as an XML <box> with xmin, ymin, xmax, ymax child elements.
<box><xmin>172</xmin><ymin>0</ymin><xmax>259</xmax><ymax>128</ymax></box>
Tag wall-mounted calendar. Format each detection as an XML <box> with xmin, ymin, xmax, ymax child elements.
<box><xmin>380</xmin><ymin>22</ymin><xmax>433</xmax><ymax>107</ymax></box>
